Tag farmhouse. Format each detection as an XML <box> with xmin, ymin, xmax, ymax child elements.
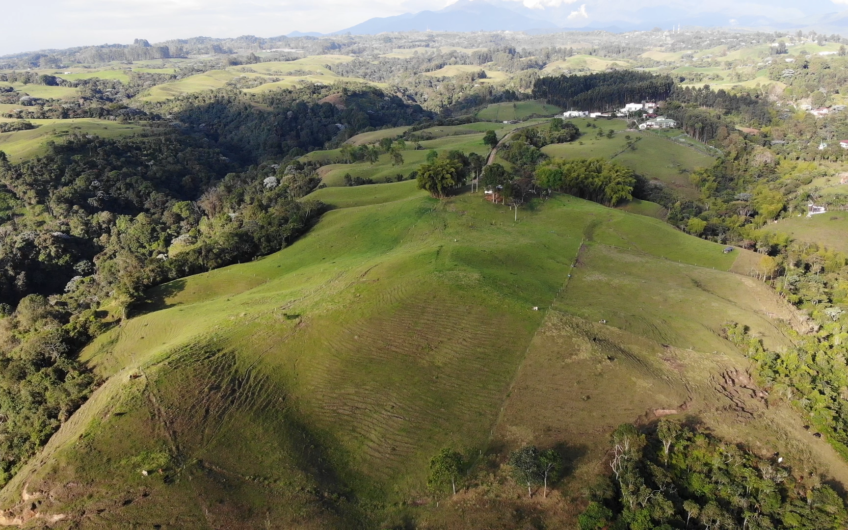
<box><xmin>808</xmin><ymin>203</ymin><xmax>827</xmax><ymax>217</ymax></box>
<box><xmin>839</xmin><ymin>140</ymin><xmax>848</xmax><ymax>149</ymax></box>
<box><xmin>639</xmin><ymin>117</ymin><xmax>677</xmax><ymax>130</ymax></box>
<box><xmin>562</xmin><ymin>110</ymin><xmax>589</xmax><ymax>118</ymax></box>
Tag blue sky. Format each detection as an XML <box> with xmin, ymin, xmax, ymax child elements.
<box><xmin>1</xmin><ymin>0</ymin><xmax>846</xmax><ymax>56</ymax></box>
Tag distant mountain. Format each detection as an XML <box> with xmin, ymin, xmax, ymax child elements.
<box><xmin>287</xmin><ymin>31</ymin><xmax>323</xmax><ymax>38</ymax></box>
<box><xmin>335</xmin><ymin>0</ymin><xmax>558</xmax><ymax>34</ymax></box>
<box><xmin>331</xmin><ymin>0</ymin><xmax>848</xmax><ymax>36</ymax></box>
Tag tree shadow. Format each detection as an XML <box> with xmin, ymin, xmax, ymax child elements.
<box><xmin>553</xmin><ymin>441</ymin><xmax>589</xmax><ymax>483</ymax></box>
<box><xmin>131</xmin><ymin>278</ymin><xmax>188</xmax><ymax>317</ymax></box>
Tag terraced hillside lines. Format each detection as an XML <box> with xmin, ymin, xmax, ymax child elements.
<box><xmin>559</xmin><ymin>244</ymin><xmax>793</xmax><ymax>352</ymax></box>
<box><xmin>297</xmin><ymin>284</ymin><xmax>530</xmax><ymax>484</ymax></box>
<box><xmin>3</xmin><ymin>189</ymin><xmax>827</xmax><ymax>526</ymax></box>
<box><xmin>495</xmin><ymin>242</ymin><xmax>848</xmax><ymax>525</ymax></box>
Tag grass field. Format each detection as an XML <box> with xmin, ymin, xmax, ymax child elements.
<box><xmin>138</xmin><ymin>69</ymin><xmax>241</xmax><ymax>102</ymax></box>
<box><xmin>138</xmin><ymin>56</ymin><xmax>374</xmax><ymax>102</ymax></box>
<box><xmin>765</xmin><ymin>211</ymin><xmax>848</xmax><ymax>255</ymax></box>
<box><xmin>541</xmin><ymin>121</ymin><xmax>715</xmax><ymax>198</ymax></box>
<box><xmin>424</xmin><ymin>65</ymin><xmax>508</xmax><ymax>83</ymax></box>
<box><xmin>0</xmin><ymin>119</ymin><xmax>145</xmax><ymax>161</ymax></box>
<box><xmin>344</xmin><ymin>126</ymin><xmax>412</xmax><ymax>146</ymax></box>
<box><xmin>3</xmin><ymin>185</ymin><xmax>840</xmax><ymax>527</ymax></box>
<box><xmin>316</xmin><ymin>132</ymin><xmax>494</xmax><ymax>186</ymax></box>
<box><xmin>617</xmin><ymin>198</ymin><xmax>667</xmax><ymax>219</ymax></box>
<box><xmin>476</xmin><ymin>101</ymin><xmax>562</xmax><ymax>121</ymax></box>
<box><xmin>542</xmin><ymin>55</ymin><xmax>631</xmax><ymax>73</ymax></box>
<box><xmin>58</xmin><ymin>70</ymin><xmax>131</xmax><ymax>83</ymax></box>
<box><xmin>0</xmin><ymin>83</ymin><xmax>79</xmax><ymax>100</ymax></box>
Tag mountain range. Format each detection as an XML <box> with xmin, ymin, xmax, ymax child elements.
<box><xmin>287</xmin><ymin>0</ymin><xmax>848</xmax><ymax>36</ymax></box>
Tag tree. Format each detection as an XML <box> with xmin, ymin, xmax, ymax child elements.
<box><xmin>365</xmin><ymin>146</ymin><xmax>379</xmax><ymax>164</ymax></box>
<box><xmin>390</xmin><ymin>146</ymin><xmax>404</xmax><ymax>166</ymax></box>
<box><xmin>379</xmin><ymin>137</ymin><xmax>393</xmax><ymax>153</ymax></box>
<box><xmin>539</xmin><ymin>449</ymin><xmax>562</xmax><ymax>498</ymax></box>
<box><xmin>579</xmin><ymin>502</ymin><xmax>614</xmax><ymax>530</ymax></box>
<box><xmin>683</xmin><ymin>500</ymin><xmax>700</xmax><ymax>528</ymax></box>
<box><xmin>428</xmin><ymin>448</ymin><xmax>465</xmax><ymax>496</ymax></box>
<box><xmin>483</xmin><ymin>130</ymin><xmax>498</xmax><ymax>149</ymax></box>
<box><xmin>426</xmin><ymin>149</ymin><xmax>439</xmax><ymax>163</ymax></box>
<box><xmin>509</xmin><ymin>445</ymin><xmax>541</xmax><ymax>497</ymax></box>
<box><xmin>482</xmin><ymin>163</ymin><xmax>510</xmax><ymax>203</ymax></box>
<box><xmin>687</xmin><ymin>217</ymin><xmax>707</xmax><ymax>236</ymax></box>
<box><xmin>656</xmin><ymin>419</ymin><xmax>681</xmax><ymax>463</ymax></box>
<box><xmin>468</xmin><ymin>152</ymin><xmax>484</xmax><ymax>191</ymax></box>
<box><xmin>417</xmin><ymin>157</ymin><xmax>464</xmax><ymax>198</ymax></box>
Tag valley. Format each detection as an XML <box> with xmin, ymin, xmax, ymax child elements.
<box><xmin>1</xmin><ymin>24</ymin><xmax>848</xmax><ymax>529</ymax></box>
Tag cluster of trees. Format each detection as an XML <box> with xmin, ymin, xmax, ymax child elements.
<box><xmin>580</xmin><ymin>422</ymin><xmax>848</xmax><ymax>529</ymax></box>
<box><xmin>533</xmin><ymin>72</ymin><xmax>674</xmax><ymax>112</ymax></box>
<box><xmin>427</xmin><ymin>444</ymin><xmax>562</xmax><ymax>499</ymax></box>
<box><xmin>536</xmin><ymin>158</ymin><xmax>635</xmax><ymax>207</ymax></box>
<box><xmin>0</xmin><ymin>121</ymin><xmax>37</xmax><ymax>133</ymax></box>
<box><xmin>417</xmin><ymin>150</ymin><xmax>483</xmax><ymax>198</ymax></box>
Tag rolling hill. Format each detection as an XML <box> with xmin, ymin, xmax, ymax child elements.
<box><xmin>1</xmin><ymin>180</ymin><xmax>843</xmax><ymax>528</ymax></box>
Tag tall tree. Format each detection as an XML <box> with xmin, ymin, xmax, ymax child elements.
<box><xmin>417</xmin><ymin>157</ymin><xmax>464</xmax><ymax>198</ymax></box>
<box><xmin>483</xmin><ymin>130</ymin><xmax>499</xmax><ymax>149</ymax></box>
<box><xmin>509</xmin><ymin>445</ymin><xmax>542</xmax><ymax>498</ymax></box>
<box><xmin>428</xmin><ymin>448</ymin><xmax>465</xmax><ymax>496</ymax></box>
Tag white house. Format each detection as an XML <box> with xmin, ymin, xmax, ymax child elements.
<box><xmin>562</xmin><ymin>110</ymin><xmax>589</xmax><ymax>118</ymax></box>
<box><xmin>811</xmin><ymin>107</ymin><xmax>830</xmax><ymax>118</ymax></box>
<box><xmin>818</xmin><ymin>140</ymin><xmax>828</xmax><ymax>150</ymax></box>
<box><xmin>840</xmin><ymin>140</ymin><xmax>848</xmax><ymax>149</ymax></box>
<box><xmin>621</xmin><ymin>103</ymin><xmax>644</xmax><ymax>113</ymax></box>
<box><xmin>638</xmin><ymin>117</ymin><xmax>677</xmax><ymax>130</ymax></box>
<box><xmin>589</xmin><ymin>112</ymin><xmax>611</xmax><ymax>118</ymax></box>
<box><xmin>808</xmin><ymin>203</ymin><xmax>827</xmax><ymax>217</ymax></box>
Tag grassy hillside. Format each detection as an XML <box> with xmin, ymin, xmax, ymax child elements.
<box><xmin>765</xmin><ymin>211</ymin><xmax>848</xmax><ymax>255</ymax></box>
<box><xmin>541</xmin><ymin>121</ymin><xmax>715</xmax><ymax>198</ymax></box>
<box><xmin>0</xmin><ymin>119</ymin><xmax>145</xmax><ymax>161</ymax></box>
<box><xmin>0</xmin><ymin>83</ymin><xmax>78</xmax><ymax>100</ymax></box>
<box><xmin>476</xmin><ymin>101</ymin><xmax>562</xmax><ymax>121</ymax></box>
<box><xmin>316</xmin><ymin>132</ymin><xmax>493</xmax><ymax>186</ymax></box>
<box><xmin>2</xmin><ymin>179</ymin><xmax>840</xmax><ymax>528</ymax></box>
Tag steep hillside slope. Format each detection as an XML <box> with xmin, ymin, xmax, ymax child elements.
<box><xmin>1</xmin><ymin>185</ymin><xmax>843</xmax><ymax>528</ymax></box>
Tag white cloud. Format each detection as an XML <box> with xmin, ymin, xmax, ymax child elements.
<box><xmin>567</xmin><ymin>3</ymin><xmax>589</xmax><ymax>19</ymax></box>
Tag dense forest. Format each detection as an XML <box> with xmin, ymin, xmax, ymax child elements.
<box><xmin>533</xmin><ymin>72</ymin><xmax>675</xmax><ymax>111</ymax></box>
<box><xmin>579</xmin><ymin>422</ymin><xmax>848</xmax><ymax>529</ymax></box>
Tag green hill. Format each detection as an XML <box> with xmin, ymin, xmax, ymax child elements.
<box><xmin>2</xmin><ymin>184</ymin><xmax>844</xmax><ymax>528</ymax></box>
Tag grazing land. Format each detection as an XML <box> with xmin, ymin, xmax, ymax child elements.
<box><xmin>765</xmin><ymin>211</ymin><xmax>848</xmax><ymax>255</ymax></box>
<box><xmin>476</xmin><ymin>101</ymin><xmax>562</xmax><ymax>121</ymax></box>
<box><xmin>0</xmin><ymin>119</ymin><xmax>145</xmax><ymax>161</ymax></box>
<box><xmin>3</xmin><ymin>184</ymin><xmax>839</xmax><ymax>528</ymax></box>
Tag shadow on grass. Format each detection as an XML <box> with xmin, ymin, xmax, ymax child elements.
<box><xmin>130</xmin><ymin>278</ymin><xmax>188</xmax><ymax>317</ymax></box>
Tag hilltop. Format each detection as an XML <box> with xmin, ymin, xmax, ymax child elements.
<box><xmin>1</xmin><ymin>179</ymin><xmax>844</xmax><ymax>527</ymax></box>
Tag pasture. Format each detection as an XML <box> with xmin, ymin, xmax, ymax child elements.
<box><xmin>0</xmin><ymin>119</ymin><xmax>145</xmax><ymax>161</ymax></box>
<box><xmin>0</xmin><ymin>83</ymin><xmax>78</xmax><ymax>100</ymax></box>
<box><xmin>765</xmin><ymin>211</ymin><xmax>848</xmax><ymax>255</ymax></box>
<box><xmin>476</xmin><ymin>100</ymin><xmax>562</xmax><ymax>121</ymax></box>
<box><xmin>4</xmin><ymin>182</ymin><xmax>837</xmax><ymax>528</ymax></box>
<box><xmin>541</xmin><ymin>122</ymin><xmax>715</xmax><ymax>198</ymax></box>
